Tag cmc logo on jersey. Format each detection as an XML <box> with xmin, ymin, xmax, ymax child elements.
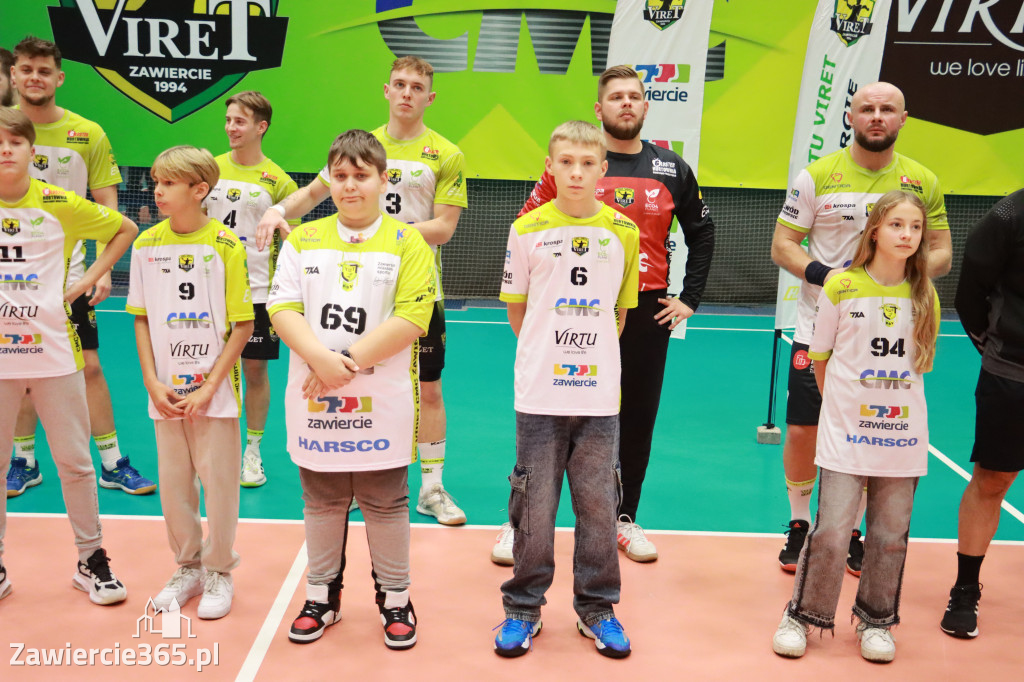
<box><xmin>859</xmin><ymin>369</ymin><xmax>912</xmax><ymax>389</ymax></box>
<box><xmin>554</xmin><ymin>298</ymin><xmax>602</xmax><ymax>316</ymax></box>
<box><xmin>166</xmin><ymin>312</ymin><xmax>212</xmax><ymax>328</ymax></box>
<box><xmin>0</xmin><ymin>274</ymin><xmax>40</xmax><ymax>291</ymax></box>
<box><xmin>307</xmin><ymin>396</ymin><xmax>373</xmax><ymax>413</ymax></box>
<box><xmin>297</xmin><ymin>437</ymin><xmax>391</xmax><ymax>453</ymax></box>
<box><xmin>48</xmin><ymin>1</ymin><xmax>288</xmax><ymax>122</ymax></box>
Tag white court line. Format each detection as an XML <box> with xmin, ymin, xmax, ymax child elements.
<box><xmin>236</xmin><ymin>541</ymin><xmax>308</xmax><ymax>682</ymax></box>
<box><xmin>780</xmin><ymin>333</ymin><xmax>1024</xmax><ymax>528</ymax></box>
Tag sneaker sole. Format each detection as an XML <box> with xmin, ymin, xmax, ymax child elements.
<box><xmin>240</xmin><ymin>478</ymin><xmax>267</xmax><ymax>488</ymax></box>
<box><xmin>861</xmin><ymin>648</ymin><xmax>895</xmax><ymax>663</ymax></box>
<box><xmin>939</xmin><ymin>623</ymin><xmax>979</xmax><ymax>639</ymax></box>
<box><xmin>7</xmin><ymin>474</ymin><xmax>43</xmax><ymax>498</ymax></box>
<box><xmin>846</xmin><ymin>564</ymin><xmax>862</xmax><ymax>578</ymax></box>
<box><xmin>415</xmin><ymin>503</ymin><xmax>466</xmax><ymax>526</ymax></box>
<box><xmin>618</xmin><ymin>544</ymin><xmax>658</xmax><ymax>563</ymax></box>
<box><xmin>153</xmin><ymin>583</ymin><xmax>204</xmax><ymax>612</ymax></box>
<box><xmin>772</xmin><ymin>640</ymin><xmax>806</xmax><ymax>658</ymax></box>
<box><xmin>289</xmin><ymin>611</ymin><xmax>341</xmax><ymax>643</ymax></box>
<box><xmin>576</xmin><ymin>620</ymin><xmax>631</xmax><ymax>659</ymax></box>
<box><xmin>99</xmin><ymin>479</ymin><xmax>157</xmax><ymax>495</ymax></box>
<box><xmin>72</xmin><ymin>573</ymin><xmax>127</xmax><ymax>605</ymax></box>
<box><xmin>0</xmin><ymin>579</ymin><xmax>11</xmax><ymax>600</ymax></box>
<box><xmin>197</xmin><ymin>603</ymin><xmax>232</xmax><ymax>620</ymax></box>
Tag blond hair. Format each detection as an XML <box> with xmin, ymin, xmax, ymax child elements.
<box><xmin>849</xmin><ymin>190</ymin><xmax>937</xmax><ymax>373</ymax></box>
<box><xmin>225</xmin><ymin>91</ymin><xmax>272</xmax><ymax>135</ymax></box>
<box><xmin>0</xmin><ymin>107</ymin><xmax>35</xmax><ymax>145</ymax></box>
<box><xmin>390</xmin><ymin>56</ymin><xmax>433</xmax><ymax>88</ymax></box>
<box><xmin>598</xmin><ymin>65</ymin><xmax>644</xmax><ymax>100</ymax></box>
<box><xmin>548</xmin><ymin>120</ymin><xmax>606</xmax><ymax>157</ymax></box>
<box><xmin>150</xmin><ymin>146</ymin><xmax>219</xmax><ymax>198</ymax></box>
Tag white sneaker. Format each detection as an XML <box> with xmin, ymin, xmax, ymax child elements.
<box><xmin>240</xmin><ymin>451</ymin><xmax>266</xmax><ymax>488</ymax></box>
<box><xmin>856</xmin><ymin>622</ymin><xmax>895</xmax><ymax>662</ymax></box>
<box><xmin>72</xmin><ymin>548</ymin><xmax>127</xmax><ymax>605</ymax></box>
<box><xmin>491</xmin><ymin>522</ymin><xmax>514</xmax><ymax>566</ymax></box>
<box><xmin>197</xmin><ymin>571</ymin><xmax>233</xmax><ymax>620</ymax></box>
<box><xmin>349</xmin><ymin>497</ymin><xmax>359</xmax><ymax>512</ymax></box>
<box><xmin>772</xmin><ymin>610</ymin><xmax>809</xmax><ymax>658</ymax></box>
<box><xmin>153</xmin><ymin>566</ymin><xmax>205</xmax><ymax>611</ymax></box>
<box><xmin>616</xmin><ymin>515</ymin><xmax>658</xmax><ymax>562</ymax></box>
<box><xmin>416</xmin><ymin>484</ymin><xmax>467</xmax><ymax>525</ymax></box>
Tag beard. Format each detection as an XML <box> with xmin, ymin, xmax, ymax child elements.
<box><xmin>602</xmin><ymin>113</ymin><xmax>645</xmax><ymax>141</ymax></box>
<box><xmin>854</xmin><ymin>128</ymin><xmax>898</xmax><ymax>153</ymax></box>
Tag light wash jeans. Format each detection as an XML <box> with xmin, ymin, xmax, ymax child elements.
<box><xmin>500</xmin><ymin>412</ymin><xmax>621</xmax><ymax>626</ymax></box>
<box><xmin>788</xmin><ymin>467</ymin><xmax>918</xmax><ymax>628</ymax></box>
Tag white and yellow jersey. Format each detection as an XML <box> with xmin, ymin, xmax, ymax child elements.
<box><xmin>318</xmin><ymin>125</ymin><xmax>467</xmax><ymax>300</ymax></box>
<box><xmin>268</xmin><ymin>213</ymin><xmax>435</xmax><ymax>472</ymax></box>
<box><xmin>0</xmin><ymin>180</ymin><xmax>122</xmax><ymax>377</ymax></box>
<box><xmin>26</xmin><ymin>108</ymin><xmax>122</xmax><ymax>288</ymax></box>
<box><xmin>779</xmin><ymin>147</ymin><xmax>948</xmax><ymax>344</ymax></box>
<box><xmin>500</xmin><ymin>202</ymin><xmax>639</xmax><ymax>417</ymax></box>
<box><xmin>204</xmin><ymin>153</ymin><xmax>298</xmax><ymax>304</ymax></box>
<box><xmin>808</xmin><ymin>266</ymin><xmax>939</xmax><ymax>477</ymax></box>
<box><xmin>126</xmin><ymin>219</ymin><xmax>254</xmax><ymax>420</ymax></box>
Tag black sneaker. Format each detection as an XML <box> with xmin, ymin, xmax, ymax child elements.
<box><xmin>379</xmin><ymin>594</ymin><xmax>417</xmax><ymax>650</ymax></box>
<box><xmin>72</xmin><ymin>548</ymin><xmax>127</xmax><ymax>605</ymax></box>
<box><xmin>846</xmin><ymin>529</ymin><xmax>865</xmax><ymax>577</ymax></box>
<box><xmin>940</xmin><ymin>583</ymin><xmax>981</xmax><ymax>639</ymax></box>
<box><xmin>779</xmin><ymin>520</ymin><xmax>809</xmax><ymax>572</ymax></box>
<box><xmin>289</xmin><ymin>584</ymin><xmax>342</xmax><ymax>644</ymax></box>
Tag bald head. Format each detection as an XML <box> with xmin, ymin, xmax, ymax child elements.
<box><xmin>849</xmin><ymin>81</ymin><xmax>908</xmax><ymax>154</ymax></box>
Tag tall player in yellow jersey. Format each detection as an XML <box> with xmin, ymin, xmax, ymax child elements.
<box><xmin>7</xmin><ymin>36</ymin><xmax>156</xmax><ymax>498</ymax></box>
<box><xmin>204</xmin><ymin>92</ymin><xmax>298</xmax><ymax>488</ymax></box>
<box><xmin>255</xmin><ymin>57</ymin><xmax>468</xmax><ymax>525</ymax></box>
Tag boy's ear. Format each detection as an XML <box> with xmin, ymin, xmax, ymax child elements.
<box><xmin>544</xmin><ymin>155</ymin><xmax>553</xmax><ymax>175</ymax></box>
<box><xmin>193</xmin><ymin>181</ymin><xmax>210</xmax><ymax>202</ymax></box>
<box><xmin>599</xmin><ymin>158</ymin><xmax>608</xmax><ymax>178</ymax></box>
<box><xmin>379</xmin><ymin>171</ymin><xmax>388</xmax><ymax>194</ymax></box>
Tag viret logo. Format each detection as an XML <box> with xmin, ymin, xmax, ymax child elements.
<box><xmin>48</xmin><ymin>1</ymin><xmax>288</xmax><ymax>122</ymax></box>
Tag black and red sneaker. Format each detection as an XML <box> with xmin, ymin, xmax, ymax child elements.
<box><xmin>379</xmin><ymin>592</ymin><xmax>417</xmax><ymax>650</ymax></box>
<box><xmin>846</xmin><ymin>529</ymin><xmax>865</xmax><ymax>577</ymax></box>
<box><xmin>289</xmin><ymin>584</ymin><xmax>341</xmax><ymax>643</ymax></box>
<box><xmin>779</xmin><ymin>520</ymin><xmax>810</xmax><ymax>572</ymax></box>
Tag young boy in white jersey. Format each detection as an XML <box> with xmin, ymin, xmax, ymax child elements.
<box><xmin>204</xmin><ymin>91</ymin><xmax>299</xmax><ymax>488</ymax></box>
<box><xmin>0</xmin><ymin>108</ymin><xmax>136</xmax><ymax>605</ymax></box>
<box><xmin>267</xmin><ymin>130</ymin><xmax>434</xmax><ymax>649</ymax></box>
<box><xmin>127</xmin><ymin>147</ymin><xmax>254</xmax><ymax>620</ymax></box>
<box><xmin>8</xmin><ymin>36</ymin><xmax>156</xmax><ymax>498</ymax></box>
<box><xmin>494</xmin><ymin>121</ymin><xmax>639</xmax><ymax>659</ymax></box>
<box><xmin>255</xmin><ymin>56</ymin><xmax>467</xmax><ymax>526</ymax></box>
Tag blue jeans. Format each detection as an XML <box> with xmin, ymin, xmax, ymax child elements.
<box><xmin>501</xmin><ymin>412</ymin><xmax>621</xmax><ymax>626</ymax></box>
<box><xmin>788</xmin><ymin>468</ymin><xmax>918</xmax><ymax>628</ymax></box>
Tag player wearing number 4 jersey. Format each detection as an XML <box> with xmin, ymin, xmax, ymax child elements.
<box><xmin>204</xmin><ymin>92</ymin><xmax>299</xmax><ymax>488</ymax></box>
<box><xmin>8</xmin><ymin>36</ymin><xmax>155</xmax><ymax>498</ymax></box>
<box><xmin>770</xmin><ymin>82</ymin><xmax>951</xmax><ymax>575</ymax></box>
<box><xmin>255</xmin><ymin>57</ymin><xmax>468</xmax><ymax>526</ymax></box>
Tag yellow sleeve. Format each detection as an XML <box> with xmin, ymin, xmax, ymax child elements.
<box><xmin>86</xmin><ymin>128</ymin><xmax>122</xmax><ymax>190</ymax></box>
<box><xmin>221</xmin><ymin>235</ymin><xmax>255</xmax><ymax>322</ymax></box>
<box><xmin>435</xmin><ymin>148</ymin><xmax>468</xmax><ymax>208</ymax></box>
<box><xmin>393</xmin><ymin>228</ymin><xmax>436</xmax><ymax>333</ymax></box>
<box><xmin>64</xmin><ymin>191</ymin><xmax>123</xmax><ymax>243</ymax></box>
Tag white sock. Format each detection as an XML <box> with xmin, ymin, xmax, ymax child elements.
<box><xmin>94</xmin><ymin>431</ymin><xmax>122</xmax><ymax>470</ymax></box>
<box><xmin>786</xmin><ymin>476</ymin><xmax>816</xmax><ymax>523</ymax></box>
<box><xmin>419</xmin><ymin>439</ymin><xmax>445</xmax><ymax>490</ymax></box>
<box><xmin>13</xmin><ymin>435</ymin><xmax>35</xmax><ymax>468</ymax></box>
<box><xmin>383</xmin><ymin>589</ymin><xmax>409</xmax><ymax>609</ymax></box>
<box><xmin>245</xmin><ymin>429</ymin><xmax>264</xmax><ymax>457</ymax></box>
<box><xmin>853</xmin><ymin>486</ymin><xmax>868</xmax><ymax>531</ymax></box>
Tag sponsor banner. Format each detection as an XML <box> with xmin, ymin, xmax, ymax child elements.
<box><xmin>774</xmin><ymin>0</ymin><xmax>892</xmax><ymax>331</ymax></box>
<box><xmin>607</xmin><ymin>0</ymin><xmax>713</xmax><ymax>339</ymax></box>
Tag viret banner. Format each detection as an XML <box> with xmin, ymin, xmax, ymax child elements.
<box><xmin>607</xmin><ymin>0</ymin><xmax>714</xmax><ymax>339</ymax></box>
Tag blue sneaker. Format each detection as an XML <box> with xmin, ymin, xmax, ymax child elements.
<box><xmin>99</xmin><ymin>457</ymin><xmax>157</xmax><ymax>495</ymax></box>
<box><xmin>7</xmin><ymin>457</ymin><xmax>42</xmax><ymax>498</ymax></box>
<box><xmin>577</xmin><ymin>617</ymin><xmax>631</xmax><ymax>658</ymax></box>
<box><xmin>493</xmin><ymin>618</ymin><xmax>541</xmax><ymax>657</ymax></box>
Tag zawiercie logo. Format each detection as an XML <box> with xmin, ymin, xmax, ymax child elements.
<box><xmin>830</xmin><ymin>0</ymin><xmax>875</xmax><ymax>46</ymax></box>
<box><xmin>644</xmin><ymin>0</ymin><xmax>685</xmax><ymax>31</ymax></box>
<box><xmin>48</xmin><ymin>1</ymin><xmax>288</xmax><ymax>122</ymax></box>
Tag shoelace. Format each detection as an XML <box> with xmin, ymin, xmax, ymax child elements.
<box><xmin>597</xmin><ymin>617</ymin><xmax>625</xmax><ymax>639</ymax></box>
<box><xmin>492</xmin><ymin>619</ymin><xmax>534</xmax><ymax>646</ymax></box>
<box><xmin>165</xmin><ymin>567</ymin><xmax>199</xmax><ymax>591</ymax></box>
<box><xmin>496</xmin><ymin>523</ymin><xmax>513</xmax><ymax>543</ymax></box>
<box><xmin>948</xmin><ymin>584</ymin><xmax>983</xmax><ymax>609</ymax></box>
<box><xmin>298</xmin><ymin>599</ymin><xmax>331</xmax><ymax>619</ymax></box>
<box><xmin>87</xmin><ymin>552</ymin><xmax>117</xmax><ymax>584</ymax></box>
<box><xmin>382</xmin><ymin>604</ymin><xmax>413</xmax><ymax>632</ymax></box>
<box><xmin>243</xmin><ymin>453</ymin><xmax>263</xmax><ymax>473</ymax></box>
<box><xmin>205</xmin><ymin>573</ymin><xmax>229</xmax><ymax>596</ymax></box>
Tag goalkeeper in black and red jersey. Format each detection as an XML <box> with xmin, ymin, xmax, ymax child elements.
<box><xmin>496</xmin><ymin>65</ymin><xmax>715</xmax><ymax>565</ymax></box>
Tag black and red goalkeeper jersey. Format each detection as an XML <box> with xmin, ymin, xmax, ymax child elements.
<box><xmin>519</xmin><ymin>141</ymin><xmax>715</xmax><ymax>309</ymax></box>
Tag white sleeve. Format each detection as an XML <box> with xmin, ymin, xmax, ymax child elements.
<box><xmin>500</xmin><ymin>224</ymin><xmax>529</xmax><ymax>299</ymax></box>
<box><xmin>266</xmin><ymin>240</ymin><xmax>303</xmax><ymax>311</ymax></box>
<box><xmin>778</xmin><ymin>169</ymin><xmax>817</xmax><ymax>232</ymax></box>
<box><xmin>125</xmin><ymin>245</ymin><xmax>145</xmax><ymax>312</ymax></box>
<box><xmin>808</xmin><ymin>286</ymin><xmax>838</xmax><ymax>358</ymax></box>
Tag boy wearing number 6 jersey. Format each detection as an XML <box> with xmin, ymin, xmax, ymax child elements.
<box><xmin>127</xmin><ymin>146</ymin><xmax>254</xmax><ymax>620</ymax></box>
<box><xmin>268</xmin><ymin>130</ymin><xmax>434</xmax><ymax>648</ymax></box>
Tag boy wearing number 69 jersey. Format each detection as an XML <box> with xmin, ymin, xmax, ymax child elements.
<box><xmin>268</xmin><ymin>130</ymin><xmax>434</xmax><ymax>649</ymax></box>
<box><xmin>127</xmin><ymin>146</ymin><xmax>254</xmax><ymax>620</ymax></box>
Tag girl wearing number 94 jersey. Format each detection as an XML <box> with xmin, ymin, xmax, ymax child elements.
<box><xmin>772</xmin><ymin>191</ymin><xmax>940</xmax><ymax>663</ymax></box>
